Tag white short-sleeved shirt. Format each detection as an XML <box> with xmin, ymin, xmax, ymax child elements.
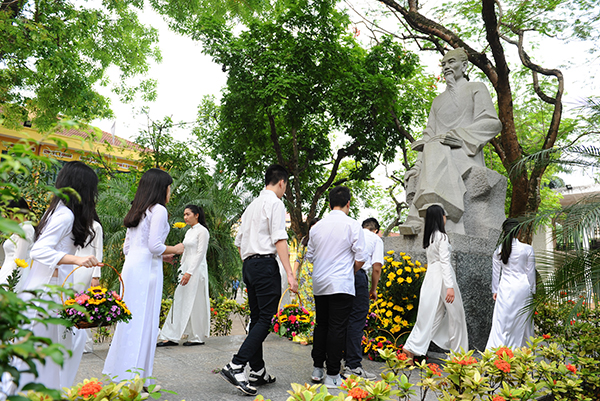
<box><xmin>306</xmin><ymin>210</ymin><xmax>367</xmax><ymax>296</ymax></box>
<box><xmin>362</xmin><ymin>229</ymin><xmax>384</xmax><ymax>273</ymax></box>
<box><xmin>235</xmin><ymin>189</ymin><xmax>287</xmax><ymax>261</ymax></box>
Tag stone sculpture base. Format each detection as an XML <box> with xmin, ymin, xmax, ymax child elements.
<box><xmin>384</xmin><ymin>230</ymin><xmax>500</xmax><ymax>352</ymax></box>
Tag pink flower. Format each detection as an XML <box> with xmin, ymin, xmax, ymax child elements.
<box><xmin>288</xmin><ymin>315</ymin><xmax>297</xmax><ymax>324</ymax></box>
<box><xmin>75</xmin><ymin>294</ymin><xmax>90</xmax><ymax>305</ymax></box>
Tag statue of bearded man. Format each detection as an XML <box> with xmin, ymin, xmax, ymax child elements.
<box><xmin>400</xmin><ymin>48</ymin><xmax>503</xmax><ymax>235</ymax></box>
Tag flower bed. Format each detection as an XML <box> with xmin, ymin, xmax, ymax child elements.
<box><xmin>363</xmin><ymin>250</ymin><xmax>425</xmax><ymax>360</ymax></box>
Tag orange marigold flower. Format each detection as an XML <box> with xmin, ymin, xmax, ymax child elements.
<box><xmin>78</xmin><ymin>380</ymin><xmax>103</xmax><ymax>397</ymax></box>
<box><xmin>495</xmin><ymin>346</ymin><xmax>514</xmax><ymax>359</ymax></box>
<box><xmin>542</xmin><ymin>334</ymin><xmax>551</xmax><ymax>339</ymax></box>
<box><xmin>397</xmin><ymin>352</ymin><xmax>408</xmax><ymax>361</ymax></box>
<box><xmin>566</xmin><ymin>364</ymin><xmax>577</xmax><ymax>373</ymax></box>
<box><xmin>453</xmin><ymin>356</ymin><xmax>477</xmax><ymax>366</ymax></box>
<box><xmin>494</xmin><ymin>359</ymin><xmax>511</xmax><ymax>373</ymax></box>
<box><xmin>348</xmin><ymin>387</ymin><xmax>370</xmax><ymax>400</ymax></box>
<box><xmin>492</xmin><ymin>396</ymin><xmax>506</xmax><ymax>401</ymax></box>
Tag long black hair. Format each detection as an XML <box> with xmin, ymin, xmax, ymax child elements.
<box><xmin>423</xmin><ymin>204</ymin><xmax>447</xmax><ymax>249</ymax></box>
<box><xmin>185</xmin><ymin>204</ymin><xmax>208</xmax><ymax>229</ymax></box>
<box><xmin>301</xmin><ymin>218</ymin><xmax>320</xmax><ymax>247</ymax></box>
<box><xmin>35</xmin><ymin>161</ymin><xmax>99</xmax><ymax>247</ymax></box>
<box><xmin>124</xmin><ymin>169</ymin><xmax>173</xmax><ymax>228</ymax></box>
<box><xmin>499</xmin><ymin>218</ymin><xmax>519</xmax><ymax>264</ymax></box>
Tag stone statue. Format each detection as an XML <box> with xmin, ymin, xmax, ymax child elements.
<box><xmin>400</xmin><ymin>48</ymin><xmax>503</xmax><ymax>236</ymax></box>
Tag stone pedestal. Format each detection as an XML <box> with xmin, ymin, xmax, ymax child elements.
<box><xmin>384</xmin><ymin>230</ymin><xmax>501</xmax><ymax>352</ymax></box>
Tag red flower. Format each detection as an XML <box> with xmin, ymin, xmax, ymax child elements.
<box><xmin>494</xmin><ymin>359</ymin><xmax>511</xmax><ymax>373</ymax></box>
<box><xmin>428</xmin><ymin>363</ymin><xmax>442</xmax><ymax>376</ymax></box>
<box><xmin>348</xmin><ymin>387</ymin><xmax>370</xmax><ymax>400</ymax></box>
<box><xmin>214</xmin><ymin>310</ymin><xmax>218</xmax><ymax>315</ymax></box>
<box><xmin>377</xmin><ymin>342</ymin><xmax>383</xmax><ymax>348</ymax></box>
<box><xmin>78</xmin><ymin>380</ymin><xmax>103</xmax><ymax>397</ymax></box>
<box><xmin>566</xmin><ymin>364</ymin><xmax>577</xmax><ymax>373</ymax></box>
<box><xmin>273</xmin><ymin>323</ymin><xmax>279</xmax><ymax>332</ymax></box>
<box><xmin>397</xmin><ymin>352</ymin><xmax>408</xmax><ymax>361</ymax></box>
<box><xmin>288</xmin><ymin>315</ymin><xmax>297</xmax><ymax>324</ymax></box>
<box><xmin>534</xmin><ymin>311</ymin><xmax>538</xmax><ymax>315</ymax></box>
<box><xmin>452</xmin><ymin>356</ymin><xmax>477</xmax><ymax>365</ymax></box>
<box><xmin>492</xmin><ymin>397</ymin><xmax>506</xmax><ymax>401</ymax></box>
<box><xmin>542</xmin><ymin>334</ymin><xmax>551</xmax><ymax>339</ymax></box>
<box><xmin>495</xmin><ymin>347</ymin><xmax>514</xmax><ymax>359</ymax></box>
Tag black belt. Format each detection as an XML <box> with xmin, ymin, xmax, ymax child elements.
<box><xmin>245</xmin><ymin>254</ymin><xmax>276</xmax><ymax>261</ymax></box>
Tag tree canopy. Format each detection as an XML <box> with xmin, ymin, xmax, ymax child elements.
<box><xmin>182</xmin><ymin>0</ymin><xmax>436</xmax><ymax>238</ymax></box>
<box><xmin>0</xmin><ymin>0</ymin><xmax>161</xmax><ymax>131</ymax></box>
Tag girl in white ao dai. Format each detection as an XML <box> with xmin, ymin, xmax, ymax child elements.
<box><xmin>0</xmin><ymin>198</ymin><xmax>35</xmax><ymax>288</ymax></box>
<box><xmin>4</xmin><ymin>162</ymin><xmax>101</xmax><ymax>393</ymax></box>
<box><xmin>103</xmin><ymin>169</ymin><xmax>183</xmax><ymax>383</ymax></box>
<box><xmin>403</xmin><ymin>205</ymin><xmax>468</xmax><ymax>361</ymax></box>
<box><xmin>158</xmin><ymin>204</ymin><xmax>210</xmax><ymax>346</ymax></box>
<box><xmin>486</xmin><ymin>218</ymin><xmax>536</xmax><ymax>349</ymax></box>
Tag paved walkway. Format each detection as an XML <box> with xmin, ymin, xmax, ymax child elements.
<box><xmin>75</xmin><ymin>334</ymin><xmax>438</xmax><ymax>401</ymax></box>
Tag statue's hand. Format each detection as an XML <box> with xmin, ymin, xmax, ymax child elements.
<box><xmin>441</xmin><ymin>133</ymin><xmax>463</xmax><ymax>148</ymax></box>
<box><xmin>404</xmin><ymin>161</ymin><xmax>421</xmax><ymax>187</ymax></box>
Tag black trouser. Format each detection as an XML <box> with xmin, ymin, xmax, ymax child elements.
<box><xmin>312</xmin><ymin>293</ymin><xmax>354</xmax><ymax>376</ymax></box>
<box><xmin>345</xmin><ymin>269</ymin><xmax>369</xmax><ymax>369</ymax></box>
<box><xmin>232</xmin><ymin>257</ymin><xmax>281</xmax><ymax>371</ymax></box>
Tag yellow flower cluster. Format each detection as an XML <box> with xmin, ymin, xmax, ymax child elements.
<box><xmin>116</xmin><ymin>299</ymin><xmax>131</xmax><ymax>315</ymax></box>
<box><xmin>172</xmin><ymin>222</ymin><xmax>186</xmax><ymax>229</ymax></box>
<box><xmin>14</xmin><ymin>258</ymin><xmax>28</xmax><ymax>268</ymax></box>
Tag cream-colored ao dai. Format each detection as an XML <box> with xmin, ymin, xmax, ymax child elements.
<box><xmin>103</xmin><ymin>204</ymin><xmax>170</xmax><ymax>383</ymax></box>
<box><xmin>404</xmin><ymin>231</ymin><xmax>468</xmax><ymax>356</ymax></box>
<box><xmin>158</xmin><ymin>222</ymin><xmax>210</xmax><ymax>343</ymax></box>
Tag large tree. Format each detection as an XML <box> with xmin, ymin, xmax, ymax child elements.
<box><xmin>361</xmin><ymin>0</ymin><xmax>597</xmax><ymax>226</ymax></box>
<box><xmin>0</xmin><ymin>0</ymin><xmax>161</xmax><ymax>130</ymax></box>
<box><xmin>178</xmin><ymin>0</ymin><xmax>435</xmax><ymax>238</ymax></box>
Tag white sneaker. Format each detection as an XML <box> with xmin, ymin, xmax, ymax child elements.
<box><xmin>344</xmin><ymin>366</ymin><xmax>377</xmax><ymax>380</ymax></box>
<box><xmin>323</xmin><ymin>374</ymin><xmax>342</xmax><ymax>389</ymax></box>
<box><xmin>311</xmin><ymin>367</ymin><xmax>325</xmax><ymax>383</ymax></box>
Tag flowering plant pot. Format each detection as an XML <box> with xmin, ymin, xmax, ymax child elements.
<box><xmin>60</xmin><ymin>285</ymin><xmax>132</xmax><ymax>329</ymax></box>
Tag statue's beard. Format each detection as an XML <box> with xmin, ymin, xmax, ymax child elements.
<box><xmin>445</xmin><ymin>73</ymin><xmax>459</xmax><ymax>105</ymax></box>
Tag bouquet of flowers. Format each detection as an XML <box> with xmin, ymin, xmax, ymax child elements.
<box><xmin>61</xmin><ymin>286</ymin><xmax>132</xmax><ymax>329</ymax></box>
<box><xmin>270</xmin><ymin>302</ymin><xmax>314</xmax><ymax>341</ymax></box>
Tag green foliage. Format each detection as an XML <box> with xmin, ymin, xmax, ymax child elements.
<box><xmin>0</xmin><ymin>286</ymin><xmax>74</xmax><ymax>400</ymax></box>
<box><xmin>0</xmin><ymin>0</ymin><xmax>160</xmax><ymax>131</ymax></box>
<box><xmin>210</xmin><ymin>295</ymin><xmax>250</xmax><ymax>336</ymax></box>
<box><xmin>187</xmin><ymin>0</ymin><xmax>435</xmax><ymax>238</ymax></box>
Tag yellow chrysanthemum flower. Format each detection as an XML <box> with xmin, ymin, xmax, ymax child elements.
<box><xmin>408</xmin><ymin>262</ymin><xmax>414</xmax><ymax>267</ymax></box>
<box><xmin>390</xmin><ymin>325</ymin><xmax>401</xmax><ymax>333</ymax></box>
<box><xmin>394</xmin><ymin>316</ymin><xmax>401</xmax><ymax>323</ymax></box>
<box><xmin>393</xmin><ymin>305</ymin><xmax>401</xmax><ymax>311</ymax></box>
<box><xmin>407</xmin><ymin>304</ymin><xmax>414</xmax><ymax>310</ymax></box>
<box><xmin>401</xmin><ymin>320</ymin><xmax>409</xmax><ymax>327</ymax></box>
<box><xmin>388</xmin><ymin>272</ymin><xmax>396</xmax><ymax>280</ymax></box>
<box><xmin>397</xmin><ymin>277</ymin><xmax>404</xmax><ymax>284</ymax></box>
<box><xmin>415</xmin><ymin>261</ymin><xmax>421</xmax><ymax>266</ymax></box>
<box><xmin>173</xmin><ymin>222</ymin><xmax>186</xmax><ymax>229</ymax></box>
<box><xmin>405</xmin><ymin>266</ymin><xmax>411</xmax><ymax>273</ymax></box>
<box><xmin>416</xmin><ymin>274</ymin><xmax>419</xmax><ymax>278</ymax></box>
<box><xmin>406</xmin><ymin>277</ymin><xmax>413</xmax><ymax>284</ymax></box>
<box><xmin>386</xmin><ymin>301</ymin><xmax>393</xmax><ymax>308</ymax></box>
<box><xmin>402</xmin><ymin>255</ymin><xmax>411</xmax><ymax>260</ymax></box>
<box><xmin>386</xmin><ymin>250</ymin><xmax>395</xmax><ymax>255</ymax></box>
<box><xmin>385</xmin><ymin>310</ymin><xmax>392</xmax><ymax>318</ymax></box>
<box><xmin>14</xmin><ymin>259</ymin><xmax>28</xmax><ymax>268</ymax></box>
<box><xmin>399</xmin><ymin>252</ymin><xmax>406</xmax><ymax>256</ymax></box>
<box><xmin>391</xmin><ymin>261</ymin><xmax>401</xmax><ymax>268</ymax></box>
<box><xmin>386</xmin><ymin>281</ymin><xmax>392</xmax><ymax>287</ymax></box>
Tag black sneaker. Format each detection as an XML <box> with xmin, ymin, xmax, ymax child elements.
<box><xmin>248</xmin><ymin>369</ymin><xmax>276</xmax><ymax>386</ymax></box>
<box><xmin>220</xmin><ymin>363</ymin><xmax>257</xmax><ymax>396</ymax></box>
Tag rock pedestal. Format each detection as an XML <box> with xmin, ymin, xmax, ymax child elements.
<box><xmin>384</xmin><ymin>231</ymin><xmax>500</xmax><ymax>352</ymax></box>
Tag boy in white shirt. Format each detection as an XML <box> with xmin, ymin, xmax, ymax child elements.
<box><xmin>344</xmin><ymin>218</ymin><xmax>384</xmax><ymax>379</ymax></box>
<box><xmin>221</xmin><ymin>165</ymin><xmax>298</xmax><ymax>396</ymax></box>
<box><xmin>305</xmin><ymin>186</ymin><xmax>367</xmax><ymax>389</ymax></box>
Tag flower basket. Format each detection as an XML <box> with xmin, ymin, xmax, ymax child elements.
<box><xmin>270</xmin><ymin>288</ymin><xmax>314</xmax><ymax>342</ymax></box>
<box><xmin>60</xmin><ymin>264</ymin><xmax>132</xmax><ymax>329</ymax></box>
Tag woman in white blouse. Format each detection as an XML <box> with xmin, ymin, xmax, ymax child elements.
<box><xmin>486</xmin><ymin>218</ymin><xmax>536</xmax><ymax>349</ymax></box>
<box><xmin>13</xmin><ymin>161</ymin><xmax>101</xmax><ymax>392</ymax></box>
<box><xmin>403</xmin><ymin>205</ymin><xmax>468</xmax><ymax>362</ymax></box>
<box><xmin>103</xmin><ymin>169</ymin><xmax>184</xmax><ymax>383</ymax></box>
<box><xmin>0</xmin><ymin>198</ymin><xmax>35</xmax><ymax>289</ymax></box>
<box><xmin>158</xmin><ymin>204</ymin><xmax>210</xmax><ymax>346</ymax></box>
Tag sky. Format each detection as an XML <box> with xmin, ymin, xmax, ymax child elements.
<box><xmin>91</xmin><ymin>1</ymin><xmax>599</xmax><ymax>189</ymax></box>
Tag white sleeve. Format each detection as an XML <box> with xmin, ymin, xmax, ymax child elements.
<box><xmin>123</xmin><ymin>229</ymin><xmax>131</xmax><ymax>256</ymax></box>
<box><xmin>91</xmin><ymin>222</ymin><xmax>103</xmax><ymax>277</ymax></box>
<box><xmin>372</xmin><ymin>237</ymin><xmax>384</xmax><ymax>266</ymax></box>
<box><xmin>186</xmin><ymin>227</ymin><xmax>209</xmax><ymax>276</ymax></box>
<box><xmin>148</xmin><ymin>205</ymin><xmax>169</xmax><ymax>256</ymax></box>
<box><xmin>13</xmin><ymin>223</ymin><xmax>34</xmax><ymax>261</ymax></box>
<box><xmin>269</xmin><ymin>201</ymin><xmax>288</xmax><ymax>245</ymax></box>
<box><xmin>30</xmin><ymin>209</ymin><xmax>73</xmax><ymax>268</ymax></box>
<box><xmin>352</xmin><ymin>224</ymin><xmax>367</xmax><ymax>262</ymax></box>
<box><xmin>491</xmin><ymin>249</ymin><xmax>501</xmax><ymax>294</ymax></box>
<box><xmin>438</xmin><ymin>234</ymin><xmax>455</xmax><ymax>289</ymax></box>
<box><xmin>527</xmin><ymin>246</ymin><xmax>536</xmax><ymax>295</ymax></box>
